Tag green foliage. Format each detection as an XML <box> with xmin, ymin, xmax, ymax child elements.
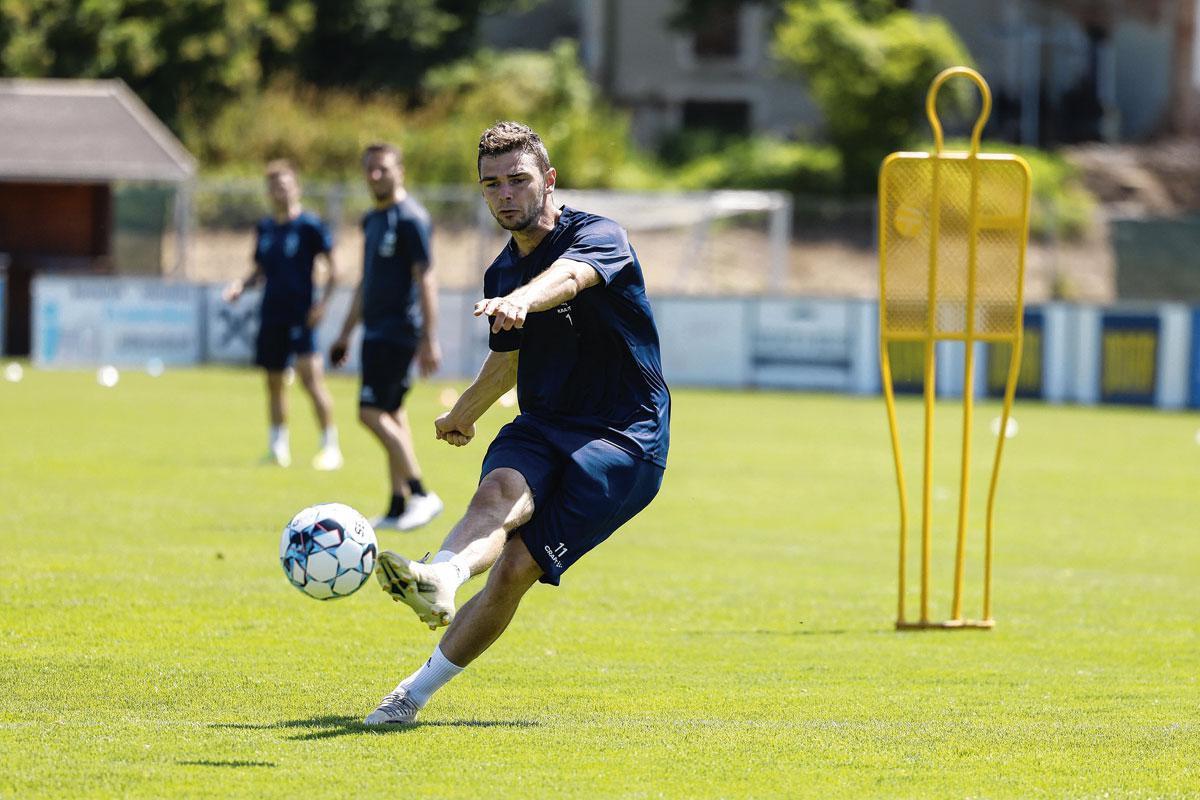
<box><xmin>290</xmin><ymin>0</ymin><xmax>529</xmax><ymax>92</ymax></box>
<box><xmin>0</xmin><ymin>0</ymin><xmax>313</xmax><ymax>131</ymax></box>
<box><xmin>415</xmin><ymin>40</ymin><xmax>645</xmax><ymax>187</ymax></box>
<box><xmin>191</xmin><ymin>80</ymin><xmax>412</xmax><ymax>180</ymax></box>
<box><xmin>1016</xmin><ymin>146</ymin><xmax>1096</xmax><ymax>240</ymax></box>
<box><xmin>196</xmin><ymin>42</ymin><xmax>650</xmax><ymax>189</ymax></box>
<box><xmin>672</xmin><ymin>135</ymin><xmax>843</xmax><ymax>194</ymax></box>
<box><xmin>773</xmin><ymin>0</ymin><xmax>972</xmax><ymax>192</ymax></box>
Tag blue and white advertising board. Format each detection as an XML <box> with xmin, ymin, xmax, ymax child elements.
<box><xmin>1191</xmin><ymin>307</ymin><xmax>1200</xmax><ymax>409</ymax></box>
<box><xmin>750</xmin><ymin>298</ymin><xmax>877</xmax><ymax>393</ymax></box>
<box><xmin>33</xmin><ymin>277</ymin><xmax>202</xmax><ymax>367</ymax></box>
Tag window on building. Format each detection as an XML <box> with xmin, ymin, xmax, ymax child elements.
<box><xmin>691</xmin><ymin>5</ymin><xmax>741</xmax><ymax>59</ymax></box>
<box><xmin>682</xmin><ymin>100</ymin><xmax>751</xmax><ymax>136</ymax></box>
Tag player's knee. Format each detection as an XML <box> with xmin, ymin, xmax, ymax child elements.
<box><xmin>472</xmin><ymin>469</ymin><xmax>529</xmax><ymax>516</ymax></box>
<box><xmin>358</xmin><ymin>407</ymin><xmax>380</xmax><ymax>429</ymax></box>
<box><xmin>487</xmin><ymin>542</ymin><xmax>542</xmax><ymax>595</ymax></box>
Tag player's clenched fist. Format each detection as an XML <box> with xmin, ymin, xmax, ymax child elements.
<box><xmin>434</xmin><ymin>412</ymin><xmax>475</xmax><ymax>447</ymax></box>
<box><xmin>474</xmin><ymin>296</ymin><xmax>528</xmax><ymax>334</ymax></box>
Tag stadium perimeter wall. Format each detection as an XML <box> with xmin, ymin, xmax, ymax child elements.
<box><xmin>24</xmin><ymin>275</ymin><xmax>1200</xmax><ymax>411</ymax></box>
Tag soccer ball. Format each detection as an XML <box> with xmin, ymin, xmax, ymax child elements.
<box><xmin>279</xmin><ymin>503</ymin><xmax>377</xmax><ymax>600</ymax></box>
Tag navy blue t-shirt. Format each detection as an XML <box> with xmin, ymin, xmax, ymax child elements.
<box><xmin>484</xmin><ymin>206</ymin><xmax>670</xmax><ymax>467</ymax></box>
<box><xmin>361</xmin><ymin>197</ymin><xmax>432</xmax><ymax>344</ymax></box>
<box><xmin>253</xmin><ymin>211</ymin><xmax>334</xmax><ymax>326</ymax></box>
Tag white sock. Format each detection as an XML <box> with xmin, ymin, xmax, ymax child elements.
<box><xmin>269</xmin><ymin>425</ymin><xmax>289</xmax><ymax>450</ymax></box>
<box><xmin>432</xmin><ymin>550</ymin><xmax>470</xmax><ymax>586</ymax></box>
<box><xmin>320</xmin><ymin>426</ymin><xmax>338</xmax><ymax>450</ymax></box>
<box><xmin>399</xmin><ymin>645</ymin><xmax>464</xmax><ymax>707</ymax></box>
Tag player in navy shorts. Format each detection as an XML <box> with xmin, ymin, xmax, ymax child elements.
<box><xmin>365</xmin><ymin>122</ymin><xmax>670</xmax><ymax>725</ymax></box>
<box><xmin>223</xmin><ymin>159</ymin><xmax>343</xmax><ymax>470</ymax></box>
<box><xmin>330</xmin><ymin>143</ymin><xmax>443</xmax><ymax>531</ymax></box>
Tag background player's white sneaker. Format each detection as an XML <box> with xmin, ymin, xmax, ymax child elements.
<box><xmin>375</xmin><ymin>551</ymin><xmax>456</xmax><ymax>629</ymax></box>
<box><xmin>311</xmin><ymin>446</ymin><xmax>344</xmax><ymax>471</ymax></box>
<box><xmin>364</xmin><ymin>687</ymin><xmax>419</xmax><ymax>725</ymax></box>
<box><xmin>264</xmin><ymin>445</ymin><xmax>291</xmax><ymax>467</ymax></box>
<box><xmin>397</xmin><ymin>492</ymin><xmax>444</xmax><ymax>531</ymax></box>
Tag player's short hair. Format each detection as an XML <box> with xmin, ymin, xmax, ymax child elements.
<box><xmin>362</xmin><ymin>142</ymin><xmax>403</xmax><ymax>168</ymax></box>
<box><xmin>264</xmin><ymin>159</ymin><xmax>296</xmax><ymax>180</ymax></box>
<box><xmin>477</xmin><ymin>121</ymin><xmax>551</xmax><ymax>176</ymax></box>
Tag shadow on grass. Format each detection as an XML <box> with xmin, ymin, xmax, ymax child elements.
<box><xmin>176</xmin><ymin>760</ymin><xmax>276</xmax><ymax>768</ymax></box>
<box><xmin>210</xmin><ymin>715</ymin><xmax>540</xmax><ymax>740</ymax></box>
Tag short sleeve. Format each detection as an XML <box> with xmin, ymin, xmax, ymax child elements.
<box><xmin>560</xmin><ymin>218</ymin><xmax>632</xmax><ymax>284</ymax></box>
<box><xmin>404</xmin><ymin>217</ymin><xmax>432</xmax><ymax>271</ymax></box>
<box><xmin>313</xmin><ymin>218</ymin><xmax>334</xmax><ymax>253</ymax></box>
<box><xmin>303</xmin><ymin>216</ymin><xmax>334</xmax><ymax>254</ymax></box>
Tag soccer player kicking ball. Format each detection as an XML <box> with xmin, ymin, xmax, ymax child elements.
<box><xmin>331</xmin><ymin>143</ymin><xmax>443</xmax><ymax>531</ymax></box>
<box><xmin>364</xmin><ymin>122</ymin><xmax>671</xmax><ymax>725</ymax></box>
<box><xmin>223</xmin><ymin>159</ymin><xmax>343</xmax><ymax>471</ymax></box>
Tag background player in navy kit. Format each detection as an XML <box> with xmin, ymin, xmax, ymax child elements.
<box><xmin>223</xmin><ymin>159</ymin><xmax>343</xmax><ymax>470</ymax></box>
<box><xmin>331</xmin><ymin>143</ymin><xmax>443</xmax><ymax>531</ymax></box>
<box><xmin>364</xmin><ymin>122</ymin><xmax>670</xmax><ymax>725</ymax></box>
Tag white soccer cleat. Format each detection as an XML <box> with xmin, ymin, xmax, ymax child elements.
<box><xmin>263</xmin><ymin>446</ymin><xmax>292</xmax><ymax>468</ymax></box>
<box><xmin>375</xmin><ymin>551</ymin><xmax>456</xmax><ymax>630</ymax></box>
<box><xmin>396</xmin><ymin>492</ymin><xmax>444</xmax><ymax>531</ymax></box>
<box><xmin>364</xmin><ymin>686</ymin><xmax>420</xmax><ymax>726</ymax></box>
<box><xmin>311</xmin><ymin>446</ymin><xmax>344</xmax><ymax>471</ymax></box>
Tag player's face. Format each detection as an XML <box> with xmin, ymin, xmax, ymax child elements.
<box><xmin>479</xmin><ymin>150</ymin><xmax>554</xmax><ymax>232</ymax></box>
<box><xmin>364</xmin><ymin>152</ymin><xmax>402</xmax><ymax>201</ymax></box>
<box><xmin>266</xmin><ymin>171</ymin><xmax>299</xmax><ymax>209</ymax></box>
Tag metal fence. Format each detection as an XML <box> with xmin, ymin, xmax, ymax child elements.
<box><xmin>111</xmin><ymin>178</ymin><xmax>1200</xmax><ymax>306</ymax></box>
<box><xmin>173</xmin><ymin>178</ymin><xmax>793</xmax><ymax>297</ymax></box>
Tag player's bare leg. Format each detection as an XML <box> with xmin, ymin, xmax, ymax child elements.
<box><xmin>360</xmin><ymin>407</ymin><xmax>442</xmax><ymax>529</ymax></box>
<box><xmin>264</xmin><ymin>370</ymin><xmax>291</xmax><ymax>466</ymax></box>
<box><xmin>376</xmin><ymin>468</ymin><xmax>532</xmax><ymax>626</ymax></box>
<box><xmin>296</xmin><ymin>353</ymin><xmax>342</xmax><ymax>470</ymax></box>
<box><xmin>295</xmin><ymin>353</ymin><xmax>335</xmax><ymax>431</ymax></box>
<box><xmin>438</xmin><ymin>535</ymin><xmax>542</xmax><ymax>666</ymax></box>
<box><xmin>366</xmin><ymin>501</ymin><xmax>541</xmax><ymax>726</ymax></box>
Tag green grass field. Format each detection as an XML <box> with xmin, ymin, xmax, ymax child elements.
<box><xmin>1</xmin><ymin>366</ymin><xmax>1198</xmax><ymax>798</ymax></box>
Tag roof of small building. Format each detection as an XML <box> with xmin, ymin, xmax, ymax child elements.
<box><xmin>0</xmin><ymin>78</ymin><xmax>196</xmax><ymax>183</ymax></box>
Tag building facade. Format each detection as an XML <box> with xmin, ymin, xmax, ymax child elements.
<box><xmin>480</xmin><ymin>0</ymin><xmax>1200</xmax><ymax>147</ymax></box>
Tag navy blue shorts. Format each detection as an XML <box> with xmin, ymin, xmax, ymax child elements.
<box><xmin>480</xmin><ymin>415</ymin><xmax>665</xmax><ymax>586</ymax></box>
<box><xmin>359</xmin><ymin>337</ymin><xmax>415</xmax><ymax>412</ymax></box>
<box><xmin>255</xmin><ymin>323</ymin><xmax>315</xmax><ymax>371</ymax></box>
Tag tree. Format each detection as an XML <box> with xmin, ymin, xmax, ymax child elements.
<box><xmin>772</xmin><ymin>0</ymin><xmax>972</xmax><ymax>192</ymax></box>
<box><xmin>0</xmin><ymin>0</ymin><xmax>312</xmax><ymax>132</ymax></box>
<box><xmin>291</xmin><ymin>0</ymin><xmax>542</xmax><ymax>93</ymax></box>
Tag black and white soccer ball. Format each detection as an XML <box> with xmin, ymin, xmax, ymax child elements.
<box><xmin>279</xmin><ymin>503</ymin><xmax>377</xmax><ymax>600</ymax></box>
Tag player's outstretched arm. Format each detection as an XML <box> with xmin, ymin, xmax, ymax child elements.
<box><xmin>434</xmin><ymin>350</ymin><xmax>517</xmax><ymax>447</ymax></box>
<box><xmin>473</xmin><ymin>258</ymin><xmax>600</xmax><ymax>333</ymax></box>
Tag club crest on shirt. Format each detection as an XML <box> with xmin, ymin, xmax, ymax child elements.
<box><xmin>379</xmin><ymin>229</ymin><xmax>397</xmax><ymax>257</ymax></box>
